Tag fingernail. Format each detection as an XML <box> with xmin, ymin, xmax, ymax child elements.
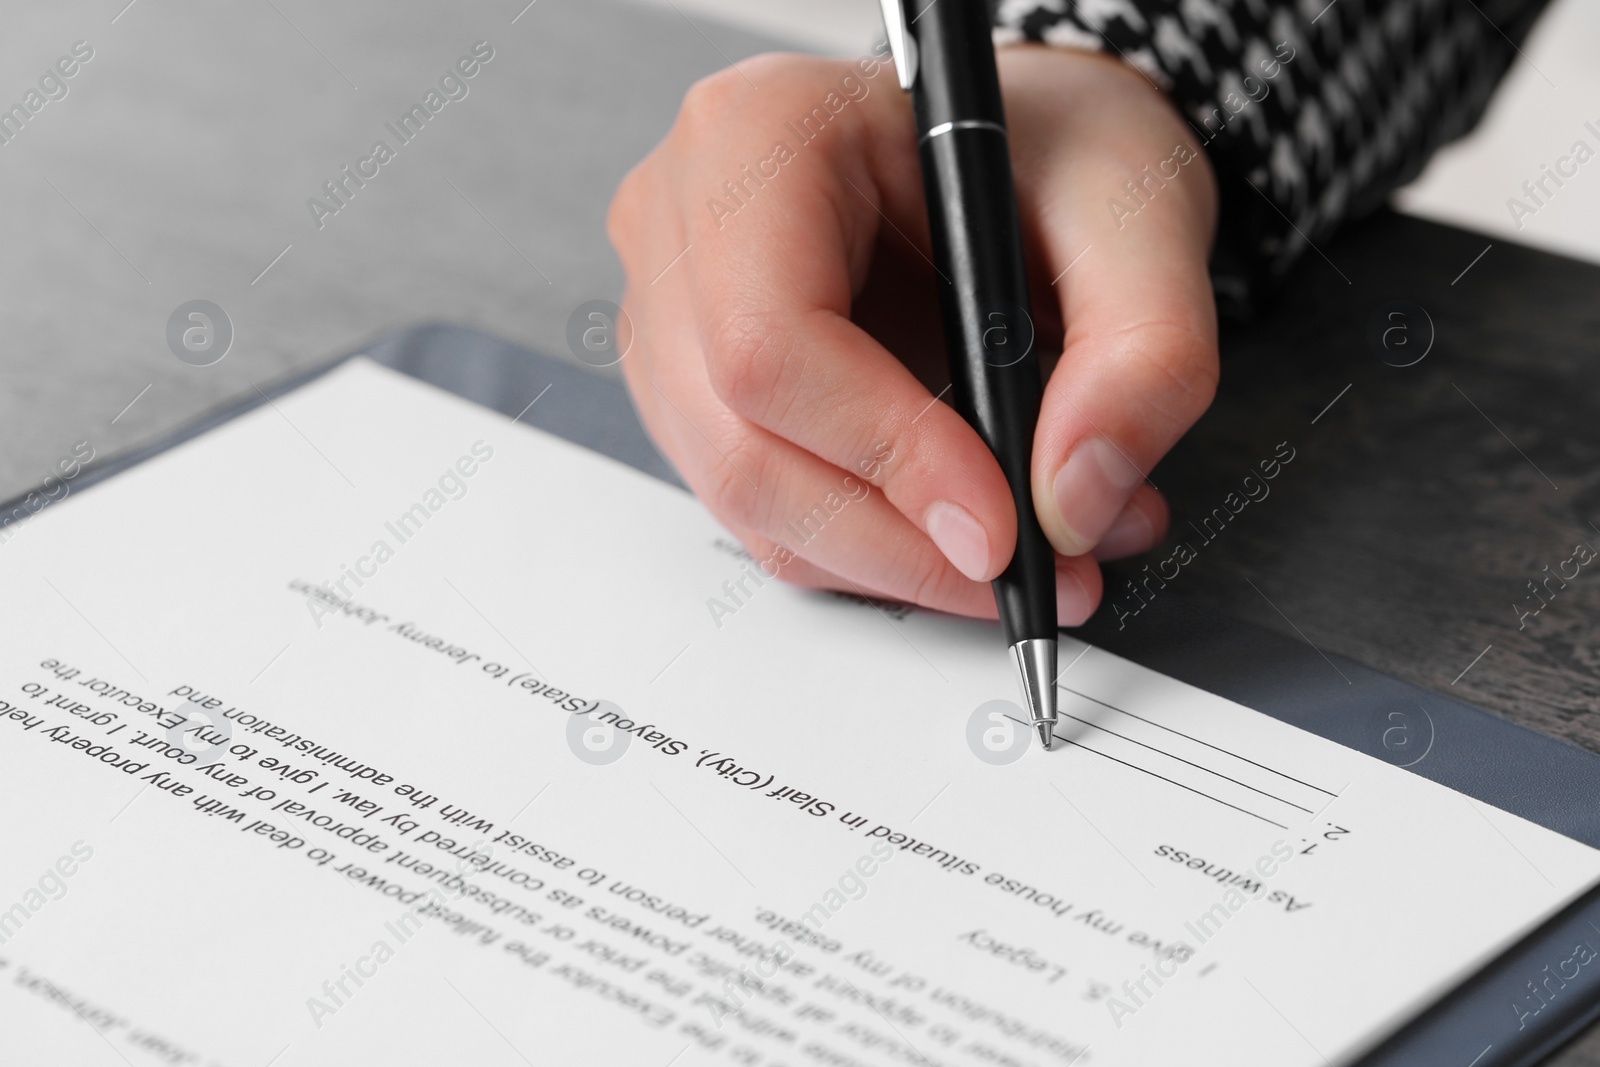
<box><xmin>1094</xmin><ymin>505</ymin><xmax>1155</xmax><ymax>561</ymax></box>
<box><xmin>924</xmin><ymin>500</ymin><xmax>992</xmax><ymax>581</ymax></box>
<box><xmin>1055</xmin><ymin>567</ymin><xmax>1094</xmax><ymax>625</ymax></box>
<box><xmin>1050</xmin><ymin>437</ymin><xmax>1143</xmax><ymax>555</ymax></box>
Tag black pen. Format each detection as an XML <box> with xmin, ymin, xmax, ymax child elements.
<box><xmin>879</xmin><ymin>0</ymin><xmax>1057</xmax><ymax>750</ymax></box>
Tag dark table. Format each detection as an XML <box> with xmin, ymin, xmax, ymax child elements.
<box><xmin>1119</xmin><ymin>208</ymin><xmax>1600</xmax><ymax>1062</ymax></box>
<box><xmin>1141</xmin><ymin>209</ymin><xmax>1599</xmax><ymax>762</ymax></box>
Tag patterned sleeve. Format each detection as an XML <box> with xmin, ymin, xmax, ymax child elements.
<box><xmin>992</xmin><ymin>0</ymin><xmax>1548</xmax><ymax>315</ymax></box>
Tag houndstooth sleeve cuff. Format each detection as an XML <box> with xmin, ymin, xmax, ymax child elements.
<box><xmin>993</xmin><ymin>0</ymin><xmax>1547</xmax><ymax>315</ymax></box>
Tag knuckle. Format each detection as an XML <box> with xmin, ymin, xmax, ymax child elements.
<box><xmin>605</xmin><ymin>166</ymin><xmax>644</xmax><ymax>251</ymax></box>
<box><xmin>606</xmin><ymin>161</ymin><xmax>676</xmax><ymax>281</ymax></box>
<box><xmin>681</xmin><ymin>54</ymin><xmax>825</xmax><ymax>122</ymax></box>
<box><xmin>676</xmin><ymin>55</ymin><xmax>856</xmax><ymax>159</ymax></box>
<box><xmin>702</xmin><ymin>312</ymin><xmax>791</xmax><ymax>423</ymax></box>
<box><xmin>699</xmin><ymin>431</ymin><xmax>772</xmax><ymax>531</ymax></box>
<box><xmin>678</xmin><ymin>64</ymin><xmax>754</xmax><ymax>134</ymax></box>
<box><xmin>1119</xmin><ymin>321</ymin><xmax>1219</xmax><ymax>431</ymax></box>
<box><xmin>905</xmin><ymin>546</ymin><xmax>963</xmax><ymax>610</ymax></box>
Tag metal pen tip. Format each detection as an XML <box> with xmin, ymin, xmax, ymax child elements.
<box><xmin>1033</xmin><ymin>719</ymin><xmax>1054</xmax><ymax>751</ymax></box>
<box><xmin>1010</xmin><ymin>637</ymin><xmax>1058</xmax><ymax>757</ymax></box>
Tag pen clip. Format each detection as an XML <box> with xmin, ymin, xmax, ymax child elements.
<box><xmin>876</xmin><ymin>0</ymin><xmax>918</xmax><ymax>91</ymax></box>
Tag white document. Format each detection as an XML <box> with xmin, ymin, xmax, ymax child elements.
<box><xmin>1</xmin><ymin>358</ymin><xmax>1595</xmax><ymax>1067</ymax></box>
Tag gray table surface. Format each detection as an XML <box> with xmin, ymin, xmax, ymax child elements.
<box><xmin>0</xmin><ymin>0</ymin><xmax>761</xmax><ymax>496</ymax></box>
<box><xmin>4</xmin><ymin>2</ymin><xmax>1599</xmax><ymax>1064</ymax></box>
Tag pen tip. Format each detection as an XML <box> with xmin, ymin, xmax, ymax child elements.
<box><xmin>1008</xmin><ymin>638</ymin><xmax>1058</xmax><ymax>754</ymax></box>
<box><xmin>1034</xmin><ymin>720</ymin><xmax>1054</xmax><ymax>751</ymax></box>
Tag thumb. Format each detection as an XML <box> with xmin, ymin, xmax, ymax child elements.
<box><xmin>1005</xmin><ymin>49</ymin><xmax>1219</xmax><ymax>557</ymax></box>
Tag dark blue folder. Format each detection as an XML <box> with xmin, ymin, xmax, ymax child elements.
<box><xmin>13</xmin><ymin>320</ymin><xmax>1600</xmax><ymax>1066</ymax></box>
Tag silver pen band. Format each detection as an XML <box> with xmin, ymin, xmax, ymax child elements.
<box><xmin>919</xmin><ymin>118</ymin><xmax>1007</xmax><ymax>145</ymax></box>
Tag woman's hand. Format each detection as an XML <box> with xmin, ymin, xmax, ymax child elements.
<box><xmin>607</xmin><ymin>45</ymin><xmax>1218</xmax><ymax>623</ymax></box>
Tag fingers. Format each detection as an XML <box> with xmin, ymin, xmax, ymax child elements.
<box><xmin>630</xmin><ymin>321</ymin><xmax>1105</xmax><ymax>622</ymax></box>
<box><xmin>638</xmin><ymin>345</ymin><xmax>993</xmax><ymax>619</ymax></box>
<box><xmin>1093</xmin><ymin>484</ymin><xmax>1169</xmax><ymax>562</ymax></box>
<box><xmin>611</xmin><ymin>48</ymin><xmax>1216</xmax><ymax>629</ymax></box>
<box><xmin>694</xmin><ymin>303</ymin><xmax>1019</xmax><ymax>584</ymax></box>
<box><xmin>1002</xmin><ymin>47</ymin><xmax>1221</xmax><ymax>559</ymax></box>
<box><xmin>717</xmin><ymin>522</ymin><xmax>862</xmax><ymax>593</ymax></box>
<box><xmin>669</xmin><ymin>64</ymin><xmax>1023</xmax><ymax>584</ymax></box>
<box><xmin>1035</xmin><ymin>315</ymin><xmax>1215</xmax><ymax>558</ymax></box>
<box><xmin>722</xmin><ymin>522</ymin><xmax>1107</xmax><ymax>629</ymax></box>
<box><xmin>617</xmin><ymin>266</ymin><xmax>990</xmax><ymax>616</ymax></box>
